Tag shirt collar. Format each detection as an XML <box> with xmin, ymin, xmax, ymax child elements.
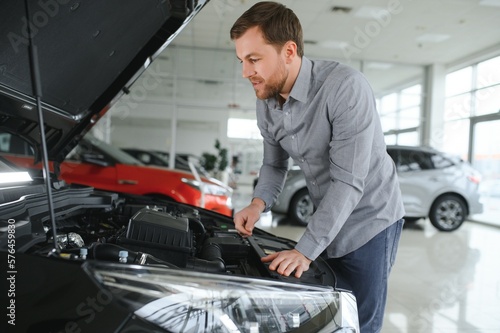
<box><xmin>288</xmin><ymin>56</ymin><xmax>311</xmax><ymax>104</ymax></box>
<box><xmin>264</xmin><ymin>56</ymin><xmax>311</xmax><ymax>108</ymax></box>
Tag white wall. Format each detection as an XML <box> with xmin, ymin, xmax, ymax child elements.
<box><xmin>105</xmin><ymin>100</ymin><xmax>232</xmax><ymax>158</ymax></box>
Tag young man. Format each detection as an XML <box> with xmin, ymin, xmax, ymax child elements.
<box><xmin>231</xmin><ymin>2</ymin><xmax>405</xmax><ymax>332</ymax></box>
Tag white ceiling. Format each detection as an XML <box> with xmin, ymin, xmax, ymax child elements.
<box><xmin>116</xmin><ymin>0</ymin><xmax>500</xmax><ymax>122</ymax></box>
<box><xmin>182</xmin><ymin>0</ymin><xmax>500</xmax><ymax>66</ymax></box>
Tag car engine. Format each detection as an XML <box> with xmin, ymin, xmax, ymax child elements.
<box><xmin>0</xmin><ymin>184</ymin><xmax>336</xmax><ymax>287</ymax></box>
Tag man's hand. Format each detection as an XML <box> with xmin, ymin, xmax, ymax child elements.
<box><xmin>261</xmin><ymin>249</ymin><xmax>312</xmax><ymax>278</ymax></box>
<box><xmin>233</xmin><ymin>198</ymin><xmax>265</xmax><ymax>236</ymax></box>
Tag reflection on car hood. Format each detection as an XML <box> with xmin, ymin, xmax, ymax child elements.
<box><xmin>0</xmin><ymin>0</ymin><xmax>208</xmax><ymax>163</ymax></box>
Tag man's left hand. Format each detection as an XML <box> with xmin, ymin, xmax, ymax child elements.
<box><xmin>261</xmin><ymin>249</ymin><xmax>312</xmax><ymax>278</ymax></box>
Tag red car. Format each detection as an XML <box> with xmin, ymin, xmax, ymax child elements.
<box><xmin>1</xmin><ymin>135</ymin><xmax>233</xmax><ymax>217</ymax></box>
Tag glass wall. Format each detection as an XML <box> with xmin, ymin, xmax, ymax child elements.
<box><xmin>376</xmin><ymin>83</ymin><xmax>423</xmax><ymax>146</ymax></box>
<box><xmin>443</xmin><ymin>55</ymin><xmax>500</xmax><ymax>226</ymax></box>
<box><xmin>470</xmin><ymin>119</ymin><xmax>500</xmax><ymax>226</ymax></box>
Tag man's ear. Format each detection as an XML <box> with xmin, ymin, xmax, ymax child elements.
<box><xmin>283</xmin><ymin>41</ymin><xmax>297</xmax><ymax>63</ymax></box>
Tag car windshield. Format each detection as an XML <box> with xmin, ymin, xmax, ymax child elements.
<box><xmin>149</xmin><ymin>151</ymin><xmax>171</xmax><ymax>166</ymax></box>
<box><xmin>80</xmin><ymin>136</ymin><xmax>144</xmax><ymax>166</ymax></box>
<box><xmin>159</xmin><ymin>152</ymin><xmax>211</xmax><ymax>177</ymax></box>
<box><xmin>176</xmin><ymin>155</ymin><xmax>207</xmax><ymax>175</ymax></box>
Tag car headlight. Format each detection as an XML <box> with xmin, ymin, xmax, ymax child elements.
<box><xmin>181</xmin><ymin>177</ymin><xmax>202</xmax><ymax>190</ymax></box>
<box><xmin>225</xmin><ymin>196</ymin><xmax>233</xmax><ymax>209</ymax></box>
<box><xmin>83</xmin><ymin>262</ymin><xmax>359</xmax><ymax>333</ymax></box>
<box><xmin>182</xmin><ymin>178</ymin><xmax>231</xmax><ymax>196</ymax></box>
<box><xmin>204</xmin><ymin>183</ymin><xmax>230</xmax><ymax>196</ymax></box>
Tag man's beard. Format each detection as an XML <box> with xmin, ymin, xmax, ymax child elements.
<box><xmin>253</xmin><ymin>59</ymin><xmax>288</xmax><ymax>100</ymax></box>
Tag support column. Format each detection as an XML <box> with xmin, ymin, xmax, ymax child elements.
<box><xmin>422</xmin><ymin>64</ymin><xmax>446</xmax><ymax>149</ymax></box>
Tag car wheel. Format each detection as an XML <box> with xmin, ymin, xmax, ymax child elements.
<box><xmin>429</xmin><ymin>194</ymin><xmax>467</xmax><ymax>231</ymax></box>
<box><xmin>289</xmin><ymin>189</ymin><xmax>314</xmax><ymax>226</ymax></box>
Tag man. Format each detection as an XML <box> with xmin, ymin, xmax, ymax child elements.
<box><xmin>231</xmin><ymin>2</ymin><xmax>405</xmax><ymax>332</ymax></box>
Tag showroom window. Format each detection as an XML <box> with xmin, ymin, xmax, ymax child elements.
<box><xmin>443</xmin><ymin>55</ymin><xmax>500</xmax><ymax>158</ymax></box>
<box><xmin>377</xmin><ymin>84</ymin><xmax>422</xmax><ymax>146</ymax></box>
<box><xmin>443</xmin><ymin>55</ymin><xmax>500</xmax><ymax>226</ymax></box>
<box><xmin>227</xmin><ymin>118</ymin><xmax>261</xmax><ymax>140</ymax></box>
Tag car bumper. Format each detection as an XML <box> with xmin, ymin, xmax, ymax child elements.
<box><xmin>469</xmin><ymin>198</ymin><xmax>484</xmax><ymax>215</ymax></box>
<box><xmin>204</xmin><ymin>194</ymin><xmax>233</xmax><ymax>217</ymax></box>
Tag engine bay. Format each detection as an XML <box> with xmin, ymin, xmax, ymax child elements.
<box><xmin>0</xmin><ymin>185</ymin><xmax>336</xmax><ymax>287</ymax></box>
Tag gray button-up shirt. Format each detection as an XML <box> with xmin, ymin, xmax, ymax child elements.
<box><xmin>253</xmin><ymin>57</ymin><xmax>405</xmax><ymax>259</ymax></box>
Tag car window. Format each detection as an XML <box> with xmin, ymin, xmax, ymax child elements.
<box><xmin>431</xmin><ymin>153</ymin><xmax>455</xmax><ymax>169</ymax></box>
<box><xmin>67</xmin><ymin>137</ymin><xmax>144</xmax><ymax>166</ymax></box>
<box><xmin>0</xmin><ymin>132</ymin><xmax>34</xmax><ymax>155</ymax></box>
<box><xmin>150</xmin><ymin>152</ymin><xmax>170</xmax><ymax>167</ymax></box>
<box><xmin>88</xmin><ymin>138</ymin><xmax>144</xmax><ymax>165</ymax></box>
<box><xmin>398</xmin><ymin>149</ymin><xmax>433</xmax><ymax>172</ymax></box>
<box><xmin>66</xmin><ymin>140</ymin><xmax>105</xmax><ymax>162</ymax></box>
<box><xmin>137</xmin><ymin>152</ymin><xmax>152</xmax><ymax>164</ymax></box>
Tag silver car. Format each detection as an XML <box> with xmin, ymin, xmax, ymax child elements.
<box><xmin>269</xmin><ymin>145</ymin><xmax>483</xmax><ymax>231</ymax></box>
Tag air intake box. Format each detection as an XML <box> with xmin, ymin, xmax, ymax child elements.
<box><xmin>118</xmin><ymin>207</ymin><xmax>193</xmax><ymax>267</ymax></box>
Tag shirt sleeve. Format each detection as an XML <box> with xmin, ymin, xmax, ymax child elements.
<box><xmin>253</xmin><ymin>103</ymin><xmax>290</xmax><ymax>212</ymax></box>
<box><xmin>295</xmin><ymin>71</ymin><xmax>378</xmax><ymax>260</ymax></box>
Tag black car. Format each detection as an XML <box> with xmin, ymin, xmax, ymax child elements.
<box><xmin>0</xmin><ymin>1</ymin><xmax>358</xmax><ymax>332</ymax></box>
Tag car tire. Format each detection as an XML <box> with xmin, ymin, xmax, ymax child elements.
<box><xmin>429</xmin><ymin>194</ymin><xmax>467</xmax><ymax>231</ymax></box>
<box><xmin>289</xmin><ymin>189</ymin><xmax>314</xmax><ymax>226</ymax></box>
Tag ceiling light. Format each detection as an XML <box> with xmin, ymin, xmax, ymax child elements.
<box><xmin>354</xmin><ymin>6</ymin><xmax>387</xmax><ymax>19</ymax></box>
<box><xmin>479</xmin><ymin>0</ymin><xmax>500</xmax><ymax>7</ymax></box>
<box><xmin>415</xmin><ymin>34</ymin><xmax>450</xmax><ymax>43</ymax></box>
<box><xmin>366</xmin><ymin>62</ymin><xmax>394</xmax><ymax>70</ymax></box>
<box><xmin>319</xmin><ymin>40</ymin><xmax>350</xmax><ymax>50</ymax></box>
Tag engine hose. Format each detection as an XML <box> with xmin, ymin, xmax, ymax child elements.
<box><xmin>186</xmin><ymin>242</ymin><xmax>225</xmax><ymax>273</ymax></box>
<box><xmin>89</xmin><ymin>243</ymin><xmax>139</xmax><ymax>263</ymax></box>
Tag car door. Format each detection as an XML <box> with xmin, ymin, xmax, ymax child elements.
<box><xmin>391</xmin><ymin>148</ymin><xmax>442</xmax><ymax>217</ymax></box>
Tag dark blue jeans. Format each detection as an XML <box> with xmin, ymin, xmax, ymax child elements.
<box><xmin>327</xmin><ymin>219</ymin><xmax>404</xmax><ymax>333</ymax></box>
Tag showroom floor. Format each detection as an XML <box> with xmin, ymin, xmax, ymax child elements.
<box><xmin>232</xmin><ymin>184</ymin><xmax>500</xmax><ymax>333</ymax></box>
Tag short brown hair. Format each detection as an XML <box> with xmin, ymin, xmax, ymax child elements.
<box><xmin>230</xmin><ymin>1</ymin><xmax>304</xmax><ymax>57</ymax></box>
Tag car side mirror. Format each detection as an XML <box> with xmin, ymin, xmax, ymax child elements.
<box><xmin>81</xmin><ymin>152</ymin><xmax>111</xmax><ymax>167</ymax></box>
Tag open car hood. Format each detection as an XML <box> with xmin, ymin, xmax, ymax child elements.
<box><xmin>0</xmin><ymin>0</ymin><xmax>207</xmax><ymax>163</ymax></box>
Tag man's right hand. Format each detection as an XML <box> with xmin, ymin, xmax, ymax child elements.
<box><xmin>233</xmin><ymin>198</ymin><xmax>266</xmax><ymax>236</ymax></box>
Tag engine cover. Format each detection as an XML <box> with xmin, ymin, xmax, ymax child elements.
<box><xmin>118</xmin><ymin>206</ymin><xmax>194</xmax><ymax>267</ymax></box>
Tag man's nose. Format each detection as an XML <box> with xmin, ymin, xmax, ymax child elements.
<box><xmin>242</xmin><ymin>62</ymin><xmax>255</xmax><ymax>78</ymax></box>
